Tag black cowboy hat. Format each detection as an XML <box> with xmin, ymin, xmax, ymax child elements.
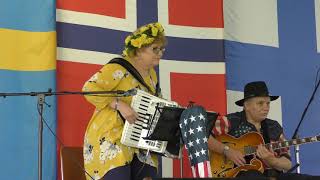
<box><xmin>235</xmin><ymin>81</ymin><xmax>279</xmax><ymax>106</ymax></box>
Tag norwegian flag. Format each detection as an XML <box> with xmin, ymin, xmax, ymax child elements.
<box><xmin>56</xmin><ymin>0</ymin><xmax>226</xmax><ymax>178</ymax></box>
<box><xmin>179</xmin><ymin>106</ymin><xmax>212</xmax><ymax>178</ymax></box>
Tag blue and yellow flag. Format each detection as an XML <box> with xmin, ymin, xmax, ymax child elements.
<box><xmin>0</xmin><ymin>0</ymin><xmax>56</xmax><ymax>179</ymax></box>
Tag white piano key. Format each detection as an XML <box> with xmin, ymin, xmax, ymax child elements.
<box><xmin>120</xmin><ymin>89</ymin><xmax>179</xmax><ymax>153</ymax></box>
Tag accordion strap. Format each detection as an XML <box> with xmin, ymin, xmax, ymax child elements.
<box><xmin>108</xmin><ymin>57</ymin><xmax>155</xmax><ymax>94</ymax></box>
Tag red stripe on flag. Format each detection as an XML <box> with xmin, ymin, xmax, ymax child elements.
<box><xmin>56</xmin><ymin>60</ymin><xmax>102</xmax><ymax>180</ymax></box>
<box><xmin>173</xmin><ymin>148</ymin><xmax>192</xmax><ymax>178</ymax></box>
<box><xmin>191</xmin><ymin>161</ymin><xmax>211</xmax><ymax>178</ymax></box>
<box><xmin>170</xmin><ymin>73</ymin><xmax>226</xmax><ymax>112</ymax></box>
<box><xmin>57</xmin><ymin>61</ymin><xmax>102</xmax><ymax>146</ymax></box>
<box><xmin>168</xmin><ymin>0</ymin><xmax>223</xmax><ymax>28</ymax></box>
<box><xmin>220</xmin><ymin>117</ymin><xmax>226</xmax><ymax>135</ymax></box>
<box><xmin>57</xmin><ymin>0</ymin><xmax>126</xmax><ymax>18</ymax></box>
<box><xmin>203</xmin><ymin>161</ymin><xmax>209</xmax><ymax>177</ymax></box>
<box><xmin>213</xmin><ymin>128</ymin><xmax>219</xmax><ymax>136</ymax></box>
<box><xmin>223</xmin><ymin>116</ymin><xmax>230</xmax><ymax>134</ymax></box>
<box><xmin>170</xmin><ymin>72</ymin><xmax>227</xmax><ymax>177</ymax></box>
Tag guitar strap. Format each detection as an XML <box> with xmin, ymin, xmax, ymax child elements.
<box><xmin>108</xmin><ymin>57</ymin><xmax>160</xmax><ymax>96</ymax></box>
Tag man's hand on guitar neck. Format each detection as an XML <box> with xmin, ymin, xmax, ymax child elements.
<box><xmin>256</xmin><ymin>144</ymin><xmax>292</xmax><ymax>171</ymax></box>
<box><xmin>256</xmin><ymin>144</ymin><xmax>276</xmax><ymax>164</ymax></box>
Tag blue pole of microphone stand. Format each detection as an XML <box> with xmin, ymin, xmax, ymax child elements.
<box><xmin>37</xmin><ymin>94</ymin><xmax>45</xmax><ymax>180</ymax></box>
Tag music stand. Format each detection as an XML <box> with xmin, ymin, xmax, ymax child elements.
<box><xmin>145</xmin><ymin>106</ymin><xmax>218</xmax><ymax>177</ymax></box>
<box><xmin>146</xmin><ymin>106</ymin><xmax>218</xmax><ymax>142</ymax></box>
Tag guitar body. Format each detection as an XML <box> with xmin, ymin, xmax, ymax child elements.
<box><xmin>210</xmin><ymin>132</ymin><xmax>265</xmax><ymax>177</ymax></box>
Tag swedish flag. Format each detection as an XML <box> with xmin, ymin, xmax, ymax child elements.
<box><xmin>0</xmin><ymin>0</ymin><xmax>56</xmax><ymax>179</ymax></box>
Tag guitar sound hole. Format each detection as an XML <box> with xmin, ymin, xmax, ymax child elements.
<box><xmin>245</xmin><ymin>155</ymin><xmax>254</xmax><ymax>164</ymax></box>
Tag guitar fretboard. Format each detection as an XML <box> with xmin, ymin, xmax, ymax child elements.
<box><xmin>244</xmin><ymin>135</ymin><xmax>320</xmax><ymax>155</ymax></box>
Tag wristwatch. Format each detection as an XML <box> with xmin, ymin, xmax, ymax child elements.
<box><xmin>223</xmin><ymin>145</ymin><xmax>230</xmax><ymax>156</ymax></box>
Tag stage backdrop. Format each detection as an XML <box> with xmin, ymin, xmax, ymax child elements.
<box><xmin>56</xmin><ymin>0</ymin><xmax>224</xmax><ymax>178</ymax></box>
<box><xmin>1</xmin><ymin>0</ymin><xmax>320</xmax><ymax>180</ymax></box>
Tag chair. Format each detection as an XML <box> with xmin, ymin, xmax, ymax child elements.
<box><xmin>60</xmin><ymin>146</ymin><xmax>87</xmax><ymax>180</ymax></box>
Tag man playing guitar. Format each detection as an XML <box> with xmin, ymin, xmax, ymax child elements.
<box><xmin>208</xmin><ymin>81</ymin><xmax>292</xmax><ymax>178</ymax></box>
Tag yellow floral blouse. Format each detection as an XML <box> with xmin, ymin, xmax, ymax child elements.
<box><xmin>82</xmin><ymin>58</ymin><xmax>159</xmax><ymax>180</ymax></box>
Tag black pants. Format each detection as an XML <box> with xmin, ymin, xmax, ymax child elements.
<box><xmin>236</xmin><ymin>170</ymin><xmax>267</xmax><ymax>178</ymax></box>
<box><xmin>102</xmin><ymin>155</ymin><xmax>157</xmax><ymax>180</ymax></box>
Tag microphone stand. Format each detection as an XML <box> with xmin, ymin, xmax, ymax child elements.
<box><xmin>38</xmin><ymin>94</ymin><xmax>45</xmax><ymax>180</ymax></box>
<box><xmin>290</xmin><ymin>78</ymin><xmax>320</xmax><ymax>173</ymax></box>
<box><xmin>0</xmin><ymin>89</ymin><xmax>136</xmax><ymax>180</ymax></box>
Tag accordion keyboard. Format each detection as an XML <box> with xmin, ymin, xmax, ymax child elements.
<box><xmin>120</xmin><ymin>89</ymin><xmax>179</xmax><ymax>153</ymax></box>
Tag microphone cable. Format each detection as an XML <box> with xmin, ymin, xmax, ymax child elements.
<box><xmin>37</xmin><ymin>100</ymin><xmax>95</xmax><ymax>180</ymax></box>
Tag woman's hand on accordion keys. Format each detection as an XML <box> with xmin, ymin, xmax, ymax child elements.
<box><xmin>117</xmin><ymin>100</ymin><xmax>139</xmax><ymax>124</ymax></box>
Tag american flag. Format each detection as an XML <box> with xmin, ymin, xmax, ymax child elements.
<box><xmin>179</xmin><ymin>106</ymin><xmax>212</xmax><ymax>178</ymax></box>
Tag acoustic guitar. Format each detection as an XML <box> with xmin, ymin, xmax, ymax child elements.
<box><xmin>210</xmin><ymin>132</ymin><xmax>320</xmax><ymax>177</ymax></box>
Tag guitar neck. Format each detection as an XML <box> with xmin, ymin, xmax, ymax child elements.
<box><xmin>245</xmin><ymin>135</ymin><xmax>320</xmax><ymax>156</ymax></box>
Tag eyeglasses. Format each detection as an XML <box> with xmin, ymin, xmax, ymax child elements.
<box><xmin>152</xmin><ymin>47</ymin><xmax>166</xmax><ymax>55</ymax></box>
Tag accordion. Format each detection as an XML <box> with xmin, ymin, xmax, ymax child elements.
<box><xmin>120</xmin><ymin>89</ymin><xmax>218</xmax><ymax>158</ymax></box>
